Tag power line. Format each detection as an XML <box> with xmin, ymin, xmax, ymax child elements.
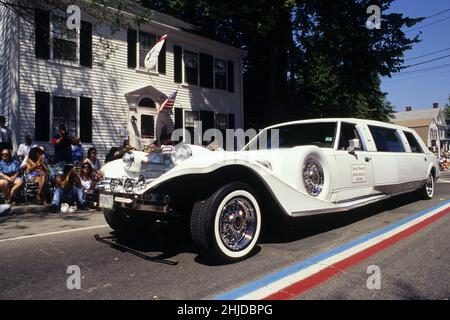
<box><xmin>393</xmin><ymin>62</ymin><xmax>450</xmax><ymax>76</ymax></box>
<box><xmin>407</xmin><ymin>15</ymin><xmax>450</xmax><ymax>32</ymax></box>
<box><xmin>404</xmin><ymin>54</ymin><xmax>450</xmax><ymax>68</ymax></box>
<box><xmin>426</xmin><ymin>8</ymin><xmax>450</xmax><ymax>19</ymax></box>
<box><xmin>383</xmin><ymin>70</ymin><xmax>450</xmax><ymax>83</ymax></box>
<box><xmin>406</xmin><ymin>47</ymin><xmax>450</xmax><ymax>61</ymax></box>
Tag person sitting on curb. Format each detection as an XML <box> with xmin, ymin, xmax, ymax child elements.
<box><xmin>83</xmin><ymin>147</ymin><xmax>101</xmax><ymax>183</ymax></box>
<box><xmin>0</xmin><ymin>149</ymin><xmax>24</xmax><ymax>204</ymax></box>
<box><xmin>49</xmin><ymin>164</ymin><xmax>93</xmax><ymax>213</ymax></box>
<box><xmin>25</xmin><ymin>147</ymin><xmax>50</xmax><ymax>205</ymax></box>
<box><xmin>80</xmin><ymin>162</ymin><xmax>96</xmax><ymax>191</ymax></box>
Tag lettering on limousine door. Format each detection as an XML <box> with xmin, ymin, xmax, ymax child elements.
<box><xmin>351</xmin><ymin>164</ymin><xmax>367</xmax><ymax>183</ymax></box>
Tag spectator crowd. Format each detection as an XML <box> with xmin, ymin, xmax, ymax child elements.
<box><xmin>0</xmin><ymin>116</ymin><xmax>138</xmax><ymax>213</ymax></box>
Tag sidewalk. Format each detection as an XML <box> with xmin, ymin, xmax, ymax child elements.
<box><xmin>1</xmin><ymin>203</ymin><xmax>100</xmax><ymax>217</ymax></box>
<box><xmin>10</xmin><ymin>204</ymin><xmax>49</xmax><ymax>215</ymax></box>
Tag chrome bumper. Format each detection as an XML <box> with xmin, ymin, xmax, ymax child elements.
<box><xmin>101</xmin><ymin>192</ymin><xmax>172</xmax><ymax>214</ymax></box>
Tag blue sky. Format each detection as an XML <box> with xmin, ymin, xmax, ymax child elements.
<box><xmin>380</xmin><ymin>0</ymin><xmax>450</xmax><ymax>112</ymax></box>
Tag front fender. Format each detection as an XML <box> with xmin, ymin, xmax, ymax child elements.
<box><xmin>144</xmin><ymin>156</ymin><xmax>339</xmax><ymax>217</ymax></box>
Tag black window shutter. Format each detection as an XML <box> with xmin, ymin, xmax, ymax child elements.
<box><xmin>158</xmin><ymin>37</ymin><xmax>166</xmax><ymax>74</ymax></box>
<box><xmin>200</xmin><ymin>110</ymin><xmax>215</xmax><ymax>138</ymax></box>
<box><xmin>35</xmin><ymin>9</ymin><xmax>50</xmax><ymax>59</ymax></box>
<box><xmin>127</xmin><ymin>29</ymin><xmax>137</xmax><ymax>68</ymax></box>
<box><xmin>174</xmin><ymin>45</ymin><xmax>182</xmax><ymax>83</ymax></box>
<box><xmin>227</xmin><ymin>60</ymin><xmax>235</xmax><ymax>92</ymax></box>
<box><xmin>35</xmin><ymin>92</ymin><xmax>50</xmax><ymax>141</ymax></box>
<box><xmin>175</xmin><ymin>108</ymin><xmax>183</xmax><ymax>130</ymax></box>
<box><xmin>199</xmin><ymin>53</ymin><xmax>213</xmax><ymax>88</ymax></box>
<box><xmin>80</xmin><ymin>97</ymin><xmax>92</xmax><ymax>143</ymax></box>
<box><xmin>80</xmin><ymin>21</ymin><xmax>92</xmax><ymax>67</ymax></box>
<box><xmin>228</xmin><ymin>113</ymin><xmax>235</xmax><ymax>129</ymax></box>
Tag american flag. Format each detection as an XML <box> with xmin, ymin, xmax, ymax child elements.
<box><xmin>159</xmin><ymin>89</ymin><xmax>178</xmax><ymax>111</ymax></box>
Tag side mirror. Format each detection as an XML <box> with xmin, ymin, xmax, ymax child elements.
<box><xmin>347</xmin><ymin>139</ymin><xmax>361</xmax><ymax>155</ymax></box>
<box><xmin>347</xmin><ymin>146</ymin><xmax>356</xmax><ymax>155</ymax></box>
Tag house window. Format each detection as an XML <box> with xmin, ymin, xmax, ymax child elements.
<box><xmin>34</xmin><ymin>92</ymin><xmax>92</xmax><ymax>142</ymax></box>
<box><xmin>185</xmin><ymin>110</ymin><xmax>199</xmax><ymax>144</ymax></box>
<box><xmin>139</xmin><ymin>31</ymin><xmax>157</xmax><ymax>70</ymax></box>
<box><xmin>184</xmin><ymin>50</ymin><xmax>199</xmax><ymax>85</ymax></box>
<box><xmin>216</xmin><ymin>114</ymin><xmax>228</xmax><ymax>130</ymax></box>
<box><xmin>52</xmin><ymin>15</ymin><xmax>78</xmax><ymax>62</ymax></box>
<box><xmin>430</xmin><ymin>129</ymin><xmax>438</xmax><ymax>141</ymax></box>
<box><xmin>138</xmin><ymin>98</ymin><xmax>156</xmax><ymax>139</ymax></box>
<box><xmin>141</xmin><ymin>115</ymin><xmax>154</xmax><ymax>138</ymax></box>
<box><xmin>139</xmin><ymin>98</ymin><xmax>156</xmax><ymax>108</ymax></box>
<box><xmin>214</xmin><ymin>59</ymin><xmax>227</xmax><ymax>90</ymax></box>
<box><xmin>53</xmin><ymin>96</ymin><xmax>77</xmax><ymax>137</ymax></box>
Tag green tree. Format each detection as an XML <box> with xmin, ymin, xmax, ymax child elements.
<box><xmin>145</xmin><ymin>0</ymin><xmax>422</xmax><ymax>127</ymax></box>
<box><xmin>0</xmin><ymin>0</ymin><xmax>152</xmax><ymax>31</ymax></box>
<box><xmin>444</xmin><ymin>95</ymin><xmax>450</xmax><ymax>120</ymax></box>
<box><xmin>291</xmin><ymin>0</ymin><xmax>423</xmax><ymax>122</ymax></box>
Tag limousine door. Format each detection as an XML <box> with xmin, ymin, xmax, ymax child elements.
<box><xmin>333</xmin><ymin>122</ymin><xmax>375</xmax><ymax>203</ymax></box>
<box><xmin>367</xmin><ymin>125</ymin><xmax>417</xmax><ymax>195</ymax></box>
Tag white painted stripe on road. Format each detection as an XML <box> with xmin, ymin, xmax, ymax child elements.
<box><xmin>0</xmin><ymin>225</ymin><xmax>109</xmax><ymax>243</ymax></box>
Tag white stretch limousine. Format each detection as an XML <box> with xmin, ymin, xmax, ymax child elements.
<box><xmin>98</xmin><ymin>118</ymin><xmax>440</xmax><ymax>262</ymax></box>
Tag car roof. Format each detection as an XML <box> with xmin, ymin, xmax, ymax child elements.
<box><xmin>264</xmin><ymin>118</ymin><xmax>417</xmax><ymax>133</ymax></box>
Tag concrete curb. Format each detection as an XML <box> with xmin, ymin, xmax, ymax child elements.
<box><xmin>10</xmin><ymin>205</ymin><xmax>50</xmax><ymax>215</ymax></box>
<box><xmin>2</xmin><ymin>205</ymin><xmax>101</xmax><ymax>217</ymax></box>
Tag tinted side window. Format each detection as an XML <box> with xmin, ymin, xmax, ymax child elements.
<box><xmin>404</xmin><ymin>131</ymin><xmax>423</xmax><ymax>153</ymax></box>
<box><xmin>368</xmin><ymin>126</ymin><xmax>405</xmax><ymax>152</ymax></box>
<box><xmin>338</xmin><ymin>123</ymin><xmax>365</xmax><ymax>151</ymax></box>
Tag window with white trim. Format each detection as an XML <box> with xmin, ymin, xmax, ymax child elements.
<box><xmin>52</xmin><ymin>96</ymin><xmax>77</xmax><ymax>137</ymax></box>
<box><xmin>52</xmin><ymin>15</ymin><xmax>78</xmax><ymax>62</ymax></box>
<box><xmin>184</xmin><ymin>50</ymin><xmax>199</xmax><ymax>85</ymax></box>
<box><xmin>138</xmin><ymin>31</ymin><xmax>157</xmax><ymax>70</ymax></box>
<box><xmin>214</xmin><ymin>58</ymin><xmax>227</xmax><ymax>90</ymax></box>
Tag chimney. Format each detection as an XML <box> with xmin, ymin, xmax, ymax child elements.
<box><xmin>432</xmin><ymin>102</ymin><xmax>439</xmax><ymax>109</ymax></box>
<box><xmin>405</xmin><ymin>106</ymin><xmax>412</xmax><ymax>112</ymax></box>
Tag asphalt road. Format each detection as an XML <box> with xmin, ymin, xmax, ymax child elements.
<box><xmin>1</xmin><ymin>175</ymin><xmax>449</xmax><ymax>300</ymax></box>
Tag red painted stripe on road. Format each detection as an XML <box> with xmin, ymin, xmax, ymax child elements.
<box><xmin>265</xmin><ymin>207</ymin><xmax>450</xmax><ymax>300</ymax></box>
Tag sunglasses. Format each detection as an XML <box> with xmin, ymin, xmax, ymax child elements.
<box><xmin>1</xmin><ymin>153</ymin><xmax>9</xmax><ymax>156</ymax></box>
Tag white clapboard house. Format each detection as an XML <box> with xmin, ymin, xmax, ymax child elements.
<box><xmin>0</xmin><ymin>5</ymin><xmax>245</xmax><ymax>159</ymax></box>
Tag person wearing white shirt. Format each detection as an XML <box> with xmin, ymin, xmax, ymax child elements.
<box><xmin>17</xmin><ymin>135</ymin><xmax>33</xmax><ymax>160</ymax></box>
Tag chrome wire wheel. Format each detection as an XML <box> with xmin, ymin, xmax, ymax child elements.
<box><xmin>425</xmin><ymin>174</ymin><xmax>434</xmax><ymax>198</ymax></box>
<box><xmin>218</xmin><ymin>197</ymin><xmax>257</xmax><ymax>252</ymax></box>
<box><xmin>303</xmin><ymin>158</ymin><xmax>324</xmax><ymax>197</ymax></box>
<box><xmin>191</xmin><ymin>183</ymin><xmax>262</xmax><ymax>263</ymax></box>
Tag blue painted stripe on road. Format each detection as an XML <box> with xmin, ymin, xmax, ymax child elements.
<box><xmin>214</xmin><ymin>199</ymin><xmax>450</xmax><ymax>300</ymax></box>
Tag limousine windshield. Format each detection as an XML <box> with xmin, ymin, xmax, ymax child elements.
<box><xmin>244</xmin><ymin>122</ymin><xmax>337</xmax><ymax>150</ymax></box>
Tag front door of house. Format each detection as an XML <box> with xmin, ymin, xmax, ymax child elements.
<box><xmin>136</xmin><ymin>97</ymin><xmax>157</xmax><ymax>146</ymax></box>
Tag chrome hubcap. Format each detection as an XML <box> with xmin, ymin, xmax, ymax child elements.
<box><xmin>219</xmin><ymin>197</ymin><xmax>257</xmax><ymax>252</ymax></box>
<box><xmin>426</xmin><ymin>175</ymin><xmax>434</xmax><ymax>197</ymax></box>
<box><xmin>303</xmin><ymin>159</ymin><xmax>324</xmax><ymax>197</ymax></box>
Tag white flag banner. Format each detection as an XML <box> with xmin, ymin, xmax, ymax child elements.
<box><xmin>144</xmin><ymin>34</ymin><xmax>167</xmax><ymax>70</ymax></box>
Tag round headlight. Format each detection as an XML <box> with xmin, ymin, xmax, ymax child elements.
<box><xmin>123</xmin><ymin>151</ymin><xmax>135</xmax><ymax>169</ymax></box>
<box><xmin>303</xmin><ymin>158</ymin><xmax>324</xmax><ymax>197</ymax></box>
<box><xmin>171</xmin><ymin>144</ymin><xmax>193</xmax><ymax>165</ymax></box>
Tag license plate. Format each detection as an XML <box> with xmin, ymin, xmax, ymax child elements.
<box><xmin>99</xmin><ymin>194</ymin><xmax>114</xmax><ymax>209</ymax></box>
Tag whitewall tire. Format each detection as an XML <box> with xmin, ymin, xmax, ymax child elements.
<box><xmin>419</xmin><ymin>172</ymin><xmax>434</xmax><ymax>200</ymax></box>
<box><xmin>190</xmin><ymin>182</ymin><xmax>262</xmax><ymax>263</ymax></box>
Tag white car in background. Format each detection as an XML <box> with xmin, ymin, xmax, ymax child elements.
<box><xmin>98</xmin><ymin>118</ymin><xmax>440</xmax><ymax>263</ymax></box>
